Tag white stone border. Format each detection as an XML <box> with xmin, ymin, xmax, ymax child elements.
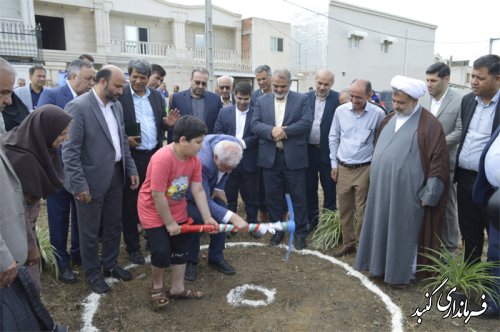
<box><xmin>80</xmin><ymin>243</ymin><xmax>403</xmax><ymax>332</ymax></box>
<box><xmin>227</xmin><ymin>284</ymin><xmax>276</xmax><ymax>307</ymax></box>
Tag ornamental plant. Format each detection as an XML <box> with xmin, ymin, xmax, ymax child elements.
<box><xmin>311</xmin><ymin>208</ymin><xmax>342</xmax><ymax>250</ymax></box>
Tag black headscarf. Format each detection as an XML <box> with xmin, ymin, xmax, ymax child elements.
<box><xmin>0</xmin><ymin>105</ymin><xmax>72</xmax><ymax>198</ymax></box>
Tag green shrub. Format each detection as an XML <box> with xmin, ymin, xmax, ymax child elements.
<box><xmin>36</xmin><ymin>226</ymin><xmax>59</xmax><ymax>276</ymax></box>
<box><xmin>311</xmin><ymin>208</ymin><xmax>342</xmax><ymax>250</ymax></box>
<box><xmin>419</xmin><ymin>247</ymin><xmax>500</xmax><ymax>303</ymax></box>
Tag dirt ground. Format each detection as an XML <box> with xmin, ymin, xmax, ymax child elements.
<box><xmin>37</xmin><ymin>202</ymin><xmax>499</xmax><ymax>332</ymax></box>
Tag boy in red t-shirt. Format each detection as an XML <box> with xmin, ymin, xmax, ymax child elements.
<box><xmin>138</xmin><ymin>115</ymin><xmax>218</xmax><ymax>308</ymax></box>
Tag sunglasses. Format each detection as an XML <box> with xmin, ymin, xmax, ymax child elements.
<box><xmin>194</xmin><ymin>80</ymin><xmax>208</xmax><ymax>86</ymax></box>
<box><xmin>219</xmin><ymin>86</ymin><xmax>231</xmax><ymax>90</ymax></box>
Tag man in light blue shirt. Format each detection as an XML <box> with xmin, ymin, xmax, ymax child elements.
<box><xmin>329</xmin><ymin>79</ymin><xmax>385</xmax><ymax>257</ymax></box>
<box><xmin>456</xmin><ymin>54</ymin><xmax>500</xmax><ymax>264</ymax></box>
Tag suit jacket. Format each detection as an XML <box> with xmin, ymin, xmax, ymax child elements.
<box><xmin>425</xmin><ymin>88</ymin><xmax>463</xmax><ymax>170</ymax></box>
<box><xmin>13</xmin><ymin>85</ymin><xmax>36</xmax><ymax>111</ymax></box>
<box><xmin>118</xmin><ymin>84</ymin><xmax>166</xmax><ymax>151</ymax></box>
<box><xmin>251</xmin><ymin>91</ymin><xmax>313</xmax><ymax>170</ymax></box>
<box><xmin>38</xmin><ymin>83</ymin><xmax>74</xmax><ymax>109</ymax></box>
<box><xmin>473</xmin><ymin>125</ymin><xmax>500</xmax><ymax>205</ymax></box>
<box><xmin>0</xmin><ymin>148</ymin><xmax>28</xmax><ymax>271</ymax></box>
<box><xmin>455</xmin><ymin>91</ymin><xmax>500</xmax><ymax>177</ymax></box>
<box><xmin>250</xmin><ymin>89</ymin><xmax>265</xmax><ymax>107</ymax></box>
<box><xmin>169</xmin><ymin>89</ymin><xmax>222</xmax><ymax>134</ymax></box>
<box><xmin>306</xmin><ymin>89</ymin><xmax>340</xmax><ymax>164</ymax></box>
<box><xmin>62</xmin><ymin>91</ymin><xmax>138</xmax><ymax>199</ymax></box>
<box><xmin>213</xmin><ymin>105</ymin><xmax>259</xmax><ymax>172</ymax></box>
<box><xmin>187</xmin><ymin>134</ymin><xmax>240</xmax><ymax>222</ymax></box>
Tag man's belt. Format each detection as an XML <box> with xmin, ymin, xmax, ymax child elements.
<box><xmin>338</xmin><ymin>160</ymin><xmax>371</xmax><ymax>169</ymax></box>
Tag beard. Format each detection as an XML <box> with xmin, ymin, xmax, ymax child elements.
<box><xmin>104</xmin><ymin>84</ymin><xmax>120</xmax><ymax>102</ymax></box>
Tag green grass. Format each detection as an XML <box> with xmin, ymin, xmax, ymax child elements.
<box><xmin>36</xmin><ymin>225</ymin><xmax>59</xmax><ymax>277</ymax></box>
<box><xmin>311</xmin><ymin>208</ymin><xmax>342</xmax><ymax>250</ymax></box>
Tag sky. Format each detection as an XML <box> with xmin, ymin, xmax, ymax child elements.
<box><xmin>174</xmin><ymin>0</ymin><xmax>500</xmax><ymax>63</ymax></box>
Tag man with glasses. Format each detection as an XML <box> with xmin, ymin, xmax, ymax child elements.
<box><xmin>217</xmin><ymin>76</ymin><xmax>234</xmax><ymax>107</ymax></box>
<box><xmin>37</xmin><ymin>58</ymin><xmax>96</xmax><ymax>284</ymax></box>
<box><xmin>169</xmin><ymin>68</ymin><xmax>223</xmax><ymax>136</ymax></box>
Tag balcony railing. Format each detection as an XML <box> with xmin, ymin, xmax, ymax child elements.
<box><xmin>110</xmin><ymin>40</ymin><xmax>251</xmax><ymax>72</ymax></box>
<box><xmin>0</xmin><ymin>19</ymin><xmax>43</xmax><ymax>62</ymax></box>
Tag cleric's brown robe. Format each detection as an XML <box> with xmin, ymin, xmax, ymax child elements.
<box><xmin>376</xmin><ymin>108</ymin><xmax>449</xmax><ymax>277</ymax></box>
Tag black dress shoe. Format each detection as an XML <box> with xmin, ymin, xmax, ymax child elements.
<box><xmin>208</xmin><ymin>259</ymin><xmax>236</xmax><ymax>275</ymax></box>
<box><xmin>184</xmin><ymin>262</ymin><xmax>197</xmax><ymax>281</ymax></box>
<box><xmin>128</xmin><ymin>251</ymin><xmax>145</xmax><ymax>265</ymax></box>
<box><xmin>479</xmin><ymin>303</ymin><xmax>500</xmax><ymax>319</ymax></box>
<box><xmin>270</xmin><ymin>231</ymin><xmax>285</xmax><ymax>246</ymax></box>
<box><xmin>103</xmin><ymin>266</ymin><xmax>133</xmax><ymax>281</ymax></box>
<box><xmin>59</xmin><ymin>267</ymin><xmax>77</xmax><ymax>284</ymax></box>
<box><xmin>89</xmin><ymin>274</ymin><xmax>110</xmax><ymax>294</ymax></box>
<box><xmin>295</xmin><ymin>237</ymin><xmax>307</xmax><ymax>250</ymax></box>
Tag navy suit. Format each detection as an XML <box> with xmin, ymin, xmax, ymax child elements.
<box><xmin>305</xmin><ymin>90</ymin><xmax>339</xmax><ymax>230</ymax></box>
<box><xmin>455</xmin><ymin>92</ymin><xmax>500</xmax><ymax>263</ymax></box>
<box><xmin>169</xmin><ymin>89</ymin><xmax>222</xmax><ymax>137</ymax></box>
<box><xmin>214</xmin><ymin>105</ymin><xmax>259</xmax><ymax>223</ymax></box>
<box><xmin>37</xmin><ymin>84</ymin><xmax>80</xmax><ymax>270</ymax></box>
<box><xmin>186</xmin><ymin>135</ymin><xmax>240</xmax><ymax>264</ymax></box>
<box><xmin>118</xmin><ymin>85</ymin><xmax>166</xmax><ymax>255</ymax></box>
<box><xmin>251</xmin><ymin>91</ymin><xmax>313</xmax><ymax>238</ymax></box>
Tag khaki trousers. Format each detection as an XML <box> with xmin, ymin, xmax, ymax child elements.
<box><xmin>337</xmin><ymin>164</ymin><xmax>370</xmax><ymax>246</ymax></box>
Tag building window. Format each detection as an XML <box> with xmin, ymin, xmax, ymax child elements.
<box><xmin>195</xmin><ymin>34</ymin><xmax>205</xmax><ymax>49</ymax></box>
<box><xmin>347</xmin><ymin>30</ymin><xmax>368</xmax><ymax>50</ymax></box>
<box><xmin>380</xmin><ymin>36</ymin><xmax>397</xmax><ymax>53</ymax></box>
<box><xmin>36</xmin><ymin>15</ymin><xmax>66</xmax><ymax>51</ymax></box>
<box><xmin>271</xmin><ymin>37</ymin><xmax>283</xmax><ymax>52</ymax></box>
<box><xmin>466</xmin><ymin>73</ymin><xmax>471</xmax><ymax>83</ymax></box>
<box><xmin>124</xmin><ymin>25</ymin><xmax>149</xmax><ymax>54</ymax></box>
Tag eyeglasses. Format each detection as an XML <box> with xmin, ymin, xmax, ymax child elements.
<box><xmin>193</xmin><ymin>80</ymin><xmax>208</xmax><ymax>86</ymax></box>
<box><xmin>219</xmin><ymin>86</ymin><xmax>231</xmax><ymax>90</ymax></box>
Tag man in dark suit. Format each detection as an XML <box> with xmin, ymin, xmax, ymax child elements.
<box><xmin>184</xmin><ymin>135</ymin><xmax>248</xmax><ymax>281</ymax></box>
<box><xmin>169</xmin><ymin>68</ymin><xmax>223</xmax><ymax>136</ymax></box>
<box><xmin>62</xmin><ymin>65</ymin><xmax>139</xmax><ymax>294</ymax></box>
<box><xmin>118</xmin><ymin>58</ymin><xmax>170</xmax><ymax>265</ymax></box>
<box><xmin>305</xmin><ymin>69</ymin><xmax>339</xmax><ymax>232</ymax></box>
<box><xmin>214</xmin><ymin>82</ymin><xmax>259</xmax><ymax>225</ymax></box>
<box><xmin>455</xmin><ymin>54</ymin><xmax>500</xmax><ymax>264</ymax></box>
<box><xmin>251</xmin><ymin>68</ymin><xmax>313</xmax><ymax>249</ymax></box>
<box><xmin>250</xmin><ymin>65</ymin><xmax>272</xmax><ymax>222</ymax></box>
<box><xmin>37</xmin><ymin>59</ymin><xmax>96</xmax><ymax>283</ymax></box>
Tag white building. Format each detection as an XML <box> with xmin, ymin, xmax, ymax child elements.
<box><xmin>327</xmin><ymin>0</ymin><xmax>437</xmax><ymax>91</ymax></box>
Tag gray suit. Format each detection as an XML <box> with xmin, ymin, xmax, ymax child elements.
<box><xmin>13</xmin><ymin>85</ymin><xmax>35</xmax><ymax>112</ymax></box>
<box><xmin>0</xmin><ymin>148</ymin><xmax>28</xmax><ymax>272</ymax></box>
<box><xmin>426</xmin><ymin>88</ymin><xmax>462</xmax><ymax>252</ymax></box>
<box><xmin>62</xmin><ymin>91</ymin><xmax>137</xmax><ymax>280</ymax></box>
<box><xmin>251</xmin><ymin>91</ymin><xmax>313</xmax><ymax>238</ymax></box>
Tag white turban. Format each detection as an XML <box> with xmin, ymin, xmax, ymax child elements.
<box><xmin>390</xmin><ymin>75</ymin><xmax>427</xmax><ymax>100</ymax></box>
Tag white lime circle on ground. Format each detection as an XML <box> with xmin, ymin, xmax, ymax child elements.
<box><xmin>227</xmin><ymin>284</ymin><xmax>276</xmax><ymax>307</ymax></box>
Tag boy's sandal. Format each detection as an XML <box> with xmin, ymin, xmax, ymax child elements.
<box><xmin>150</xmin><ymin>286</ymin><xmax>169</xmax><ymax>308</ymax></box>
<box><xmin>168</xmin><ymin>288</ymin><xmax>204</xmax><ymax>300</ymax></box>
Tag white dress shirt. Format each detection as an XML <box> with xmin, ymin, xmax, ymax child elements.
<box><xmin>93</xmin><ymin>89</ymin><xmax>122</xmax><ymax>162</ymax></box>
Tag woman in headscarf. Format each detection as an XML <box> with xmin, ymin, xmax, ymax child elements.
<box><xmin>0</xmin><ymin>104</ymin><xmax>72</xmax><ymax>293</ymax></box>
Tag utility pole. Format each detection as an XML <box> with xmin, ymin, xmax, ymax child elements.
<box><xmin>205</xmin><ymin>0</ymin><xmax>214</xmax><ymax>91</ymax></box>
<box><xmin>489</xmin><ymin>37</ymin><xmax>500</xmax><ymax>54</ymax></box>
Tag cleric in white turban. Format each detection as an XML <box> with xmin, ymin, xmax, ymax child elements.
<box><xmin>390</xmin><ymin>75</ymin><xmax>427</xmax><ymax>100</ymax></box>
<box><xmin>354</xmin><ymin>73</ymin><xmax>449</xmax><ymax>288</ymax></box>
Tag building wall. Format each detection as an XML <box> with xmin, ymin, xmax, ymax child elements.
<box><xmin>327</xmin><ymin>1</ymin><xmax>436</xmax><ymax>91</ymax></box>
<box><xmin>249</xmin><ymin>17</ymin><xmax>291</xmax><ymax>72</ymax></box>
<box><xmin>34</xmin><ymin>2</ymin><xmax>96</xmax><ymax>53</ymax></box>
<box><xmin>109</xmin><ymin>13</ymin><xmax>173</xmax><ymax>45</ymax></box>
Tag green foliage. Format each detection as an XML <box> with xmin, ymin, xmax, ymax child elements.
<box><xmin>419</xmin><ymin>247</ymin><xmax>500</xmax><ymax>302</ymax></box>
<box><xmin>36</xmin><ymin>226</ymin><xmax>59</xmax><ymax>276</ymax></box>
<box><xmin>311</xmin><ymin>208</ymin><xmax>342</xmax><ymax>250</ymax></box>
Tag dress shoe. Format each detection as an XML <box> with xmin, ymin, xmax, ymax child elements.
<box><xmin>184</xmin><ymin>262</ymin><xmax>197</xmax><ymax>281</ymax></box>
<box><xmin>333</xmin><ymin>244</ymin><xmax>356</xmax><ymax>257</ymax></box>
<box><xmin>58</xmin><ymin>267</ymin><xmax>77</xmax><ymax>284</ymax></box>
<box><xmin>295</xmin><ymin>237</ymin><xmax>307</xmax><ymax>250</ymax></box>
<box><xmin>270</xmin><ymin>231</ymin><xmax>285</xmax><ymax>246</ymax></box>
<box><xmin>103</xmin><ymin>266</ymin><xmax>133</xmax><ymax>281</ymax></box>
<box><xmin>128</xmin><ymin>251</ymin><xmax>145</xmax><ymax>265</ymax></box>
<box><xmin>89</xmin><ymin>274</ymin><xmax>110</xmax><ymax>294</ymax></box>
<box><xmin>208</xmin><ymin>259</ymin><xmax>236</xmax><ymax>275</ymax></box>
<box><xmin>479</xmin><ymin>302</ymin><xmax>500</xmax><ymax>319</ymax></box>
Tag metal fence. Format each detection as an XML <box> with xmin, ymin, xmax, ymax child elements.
<box><xmin>0</xmin><ymin>19</ymin><xmax>43</xmax><ymax>62</ymax></box>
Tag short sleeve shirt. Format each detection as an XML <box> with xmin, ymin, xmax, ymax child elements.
<box><xmin>138</xmin><ymin>145</ymin><xmax>202</xmax><ymax>229</ymax></box>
